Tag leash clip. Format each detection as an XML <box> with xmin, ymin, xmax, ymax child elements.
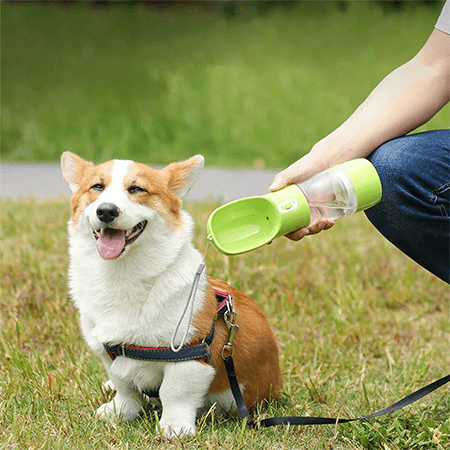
<box><xmin>222</xmin><ymin>343</ymin><xmax>234</xmax><ymax>359</ymax></box>
<box><xmin>222</xmin><ymin>308</ymin><xmax>239</xmax><ymax>360</ymax></box>
<box><xmin>224</xmin><ymin>310</ymin><xmax>238</xmax><ymax>333</ymax></box>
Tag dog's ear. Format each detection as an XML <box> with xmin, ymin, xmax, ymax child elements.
<box><xmin>163</xmin><ymin>155</ymin><xmax>204</xmax><ymax>199</ymax></box>
<box><xmin>61</xmin><ymin>152</ymin><xmax>94</xmax><ymax>193</ymax></box>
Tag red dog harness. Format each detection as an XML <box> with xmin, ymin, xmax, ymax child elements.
<box><xmin>103</xmin><ymin>289</ymin><xmax>233</xmax><ymax>364</ymax></box>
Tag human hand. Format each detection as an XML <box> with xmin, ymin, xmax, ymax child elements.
<box><xmin>266</xmin><ymin>216</ymin><xmax>335</xmax><ymax>244</ymax></box>
<box><xmin>268</xmin><ymin>149</ymin><xmax>329</xmax><ymax>192</ymax></box>
<box><xmin>284</xmin><ymin>219</ymin><xmax>334</xmax><ymax>241</ymax></box>
<box><xmin>269</xmin><ymin>153</ymin><xmax>334</xmax><ymax>242</ymax></box>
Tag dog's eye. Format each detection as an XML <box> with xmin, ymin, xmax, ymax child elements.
<box><xmin>91</xmin><ymin>183</ymin><xmax>105</xmax><ymax>192</ymax></box>
<box><xmin>128</xmin><ymin>186</ymin><xmax>146</xmax><ymax>194</ymax></box>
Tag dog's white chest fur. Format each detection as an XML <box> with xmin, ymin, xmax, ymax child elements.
<box><xmin>68</xmin><ymin>222</ymin><xmax>205</xmax><ymax>356</ymax></box>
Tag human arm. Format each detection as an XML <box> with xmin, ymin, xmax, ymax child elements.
<box><xmin>270</xmin><ymin>28</ymin><xmax>450</xmax><ymax>241</ymax></box>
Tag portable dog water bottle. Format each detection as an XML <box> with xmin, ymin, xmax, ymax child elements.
<box><xmin>207</xmin><ymin>159</ymin><xmax>382</xmax><ymax>255</ymax></box>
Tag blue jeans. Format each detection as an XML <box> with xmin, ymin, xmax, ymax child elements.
<box><xmin>365</xmin><ymin>129</ymin><xmax>449</xmax><ymax>284</ymax></box>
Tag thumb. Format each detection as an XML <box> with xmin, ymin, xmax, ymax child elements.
<box><xmin>268</xmin><ymin>174</ymin><xmax>287</xmax><ymax>192</ymax></box>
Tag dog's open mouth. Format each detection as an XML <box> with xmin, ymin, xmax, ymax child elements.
<box><xmin>93</xmin><ymin>221</ymin><xmax>147</xmax><ymax>259</ymax></box>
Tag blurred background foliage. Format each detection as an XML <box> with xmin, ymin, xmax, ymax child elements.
<box><xmin>2</xmin><ymin>0</ymin><xmax>448</xmax><ymax>167</ymax></box>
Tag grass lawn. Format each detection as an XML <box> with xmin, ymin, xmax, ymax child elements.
<box><xmin>1</xmin><ymin>198</ymin><xmax>449</xmax><ymax>449</ymax></box>
<box><xmin>2</xmin><ymin>1</ymin><xmax>448</xmax><ymax>167</ymax></box>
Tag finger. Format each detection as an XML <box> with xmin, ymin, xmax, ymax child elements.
<box><xmin>269</xmin><ymin>161</ymin><xmax>305</xmax><ymax>191</ymax></box>
<box><xmin>285</xmin><ymin>227</ymin><xmax>310</xmax><ymax>241</ymax></box>
<box><xmin>307</xmin><ymin>220</ymin><xmax>335</xmax><ymax>235</ymax></box>
<box><xmin>284</xmin><ymin>220</ymin><xmax>334</xmax><ymax>241</ymax></box>
<box><xmin>268</xmin><ymin>173</ymin><xmax>288</xmax><ymax>192</ymax></box>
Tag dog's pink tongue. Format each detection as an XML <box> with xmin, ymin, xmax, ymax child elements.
<box><xmin>96</xmin><ymin>229</ymin><xmax>126</xmax><ymax>259</ymax></box>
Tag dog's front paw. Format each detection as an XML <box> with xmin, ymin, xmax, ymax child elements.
<box><xmin>102</xmin><ymin>379</ymin><xmax>116</xmax><ymax>393</ymax></box>
<box><xmin>96</xmin><ymin>397</ymin><xmax>142</xmax><ymax>422</ymax></box>
<box><xmin>158</xmin><ymin>420</ymin><xmax>196</xmax><ymax>439</ymax></box>
<box><xmin>96</xmin><ymin>402</ymin><xmax>117</xmax><ymax>420</ymax></box>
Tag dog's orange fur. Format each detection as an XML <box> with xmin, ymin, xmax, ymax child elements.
<box><xmin>62</xmin><ymin>154</ymin><xmax>114</xmax><ymax>226</ymax></box>
<box><xmin>191</xmin><ymin>277</ymin><xmax>283</xmax><ymax>408</ymax></box>
<box><xmin>125</xmin><ymin>162</ymin><xmax>184</xmax><ymax>231</ymax></box>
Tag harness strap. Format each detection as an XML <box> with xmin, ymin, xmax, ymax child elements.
<box><xmin>104</xmin><ymin>331</ymin><xmax>214</xmax><ymax>363</ymax></box>
<box><xmin>103</xmin><ymin>289</ymin><xmax>230</xmax><ymax>364</ymax></box>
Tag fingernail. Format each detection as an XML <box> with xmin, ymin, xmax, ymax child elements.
<box><xmin>268</xmin><ymin>181</ymin><xmax>279</xmax><ymax>191</ymax></box>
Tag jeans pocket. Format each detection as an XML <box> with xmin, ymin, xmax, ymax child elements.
<box><xmin>431</xmin><ymin>182</ymin><xmax>450</xmax><ymax>217</ymax></box>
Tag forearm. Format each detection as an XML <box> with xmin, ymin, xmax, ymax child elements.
<box><xmin>271</xmin><ymin>29</ymin><xmax>450</xmax><ymax>189</ymax></box>
<box><xmin>318</xmin><ymin>54</ymin><xmax>449</xmax><ymax>168</ymax></box>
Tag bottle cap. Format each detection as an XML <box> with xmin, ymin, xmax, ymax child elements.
<box><xmin>339</xmin><ymin>159</ymin><xmax>382</xmax><ymax>213</ymax></box>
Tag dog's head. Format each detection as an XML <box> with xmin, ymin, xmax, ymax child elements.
<box><xmin>61</xmin><ymin>152</ymin><xmax>204</xmax><ymax>260</ymax></box>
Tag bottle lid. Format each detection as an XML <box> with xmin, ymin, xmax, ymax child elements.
<box><xmin>339</xmin><ymin>159</ymin><xmax>382</xmax><ymax>213</ymax></box>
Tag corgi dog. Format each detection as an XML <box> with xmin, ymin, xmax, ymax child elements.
<box><xmin>61</xmin><ymin>152</ymin><xmax>282</xmax><ymax>438</ymax></box>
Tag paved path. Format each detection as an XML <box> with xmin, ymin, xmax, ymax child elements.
<box><xmin>0</xmin><ymin>163</ymin><xmax>280</xmax><ymax>202</ymax></box>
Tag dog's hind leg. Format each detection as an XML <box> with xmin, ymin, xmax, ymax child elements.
<box><xmin>158</xmin><ymin>361</ymin><xmax>215</xmax><ymax>439</ymax></box>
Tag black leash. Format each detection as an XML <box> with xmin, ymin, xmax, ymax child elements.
<box><xmin>223</xmin><ymin>354</ymin><xmax>449</xmax><ymax>428</ymax></box>
<box><xmin>220</xmin><ymin>291</ymin><xmax>449</xmax><ymax>428</ymax></box>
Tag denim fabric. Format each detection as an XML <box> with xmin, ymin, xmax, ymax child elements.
<box><xmin>365</xmin><ymin>129</ymin><xmax>450</xmax><ymax>283</ymax></box>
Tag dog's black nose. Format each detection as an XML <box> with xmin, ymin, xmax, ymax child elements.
<box><xmin>96</xmin><ymin>203</ymin><xmax>120</xmax><ymax>223</ymax></box>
